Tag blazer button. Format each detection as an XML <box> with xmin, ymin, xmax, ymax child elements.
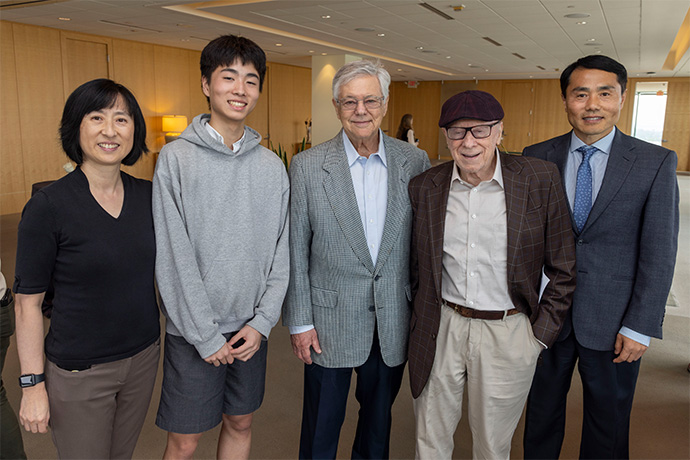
<box><xmin>374</xmin><ymin>274</ymin><xmax>381</xmax><ymax>280</ymax></box>
<box><xmin>369</xmin><ymin>305</ymin><xmax>375</xmax><ymax>312</ymax></box>
<box><xmin>431</xmin><ymin>333</ymin><xmax>436</xmax><ymax>340</ymax></box>
<box><xmin>577</xmin><ymin>239</ymin><xmax>584</xmax><ymax>245</ymax></box>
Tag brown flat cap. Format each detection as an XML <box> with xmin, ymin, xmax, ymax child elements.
<box><xmin>438</xmin><ymin>90</ymin><xmax>504</xmax><ymax>127</ymax></box>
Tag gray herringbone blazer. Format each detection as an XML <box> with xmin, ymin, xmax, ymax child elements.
<box><xmin>283</xmin><ymin>130</ymin><xmax>431</xmax><ymax>368</ymax></box>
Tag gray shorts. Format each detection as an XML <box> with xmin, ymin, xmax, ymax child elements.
<box><xmin>155</xmin><ymin>331</ymin><xmax>267</xmax><ymax>434</ymax></box>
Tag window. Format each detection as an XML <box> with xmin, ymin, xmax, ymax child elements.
<box><xmin>631</xmin><ymin>81</ymin><xmax>668</xmax><ymax>146</ymax></box>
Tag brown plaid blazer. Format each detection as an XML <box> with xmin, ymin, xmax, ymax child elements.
<box><xmin>407</xmin><ymin>153</ymin><xmax>576</xmax><ymax>398</ymax></box>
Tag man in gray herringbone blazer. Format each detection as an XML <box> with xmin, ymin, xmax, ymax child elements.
<box><xmin>283</xmin><ymin>60</ymin><xmax>430</xmax><ymax>459</ymax></box>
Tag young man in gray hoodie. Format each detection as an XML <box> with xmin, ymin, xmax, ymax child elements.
<box><xmin>152</xmin><ymin>35</ymin><xmax>289</xmax><ymax>459</ymax></box>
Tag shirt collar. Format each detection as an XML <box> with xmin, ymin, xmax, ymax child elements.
<box><xmin>451</xmin><ymin>148</ymin><xmax>504</xmax><ymax>189</ymax></box>
<box><xmin>205</xmin><ymin>120</ymin><xmax>245</xmax><ymax>152</ymax></box>
<box><xmin>342</xmin><ymin>130</ymin><xmax>387</xmax><ymax>167</ymax></box>
<box><xmin>569</xmin><ymin>126</ymin><xmax>616</xmax><ymax>156</ymax></box>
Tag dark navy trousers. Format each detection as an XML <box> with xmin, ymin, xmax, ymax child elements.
<box><xmin>299</xmin><ymin>334</ymin><xmax>405</xmax><ymax>460</ymax></box>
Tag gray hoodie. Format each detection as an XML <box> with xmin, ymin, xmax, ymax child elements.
<box><xmin>153</xmin><ymin>114</ymin><xmax>289</xmax><ymax>359</ymax></box>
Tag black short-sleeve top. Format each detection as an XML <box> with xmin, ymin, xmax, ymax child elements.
<box><xmin>14</xmin><ymin>168</ymin><xmax>159</xmax><ymax>369</ymax></box>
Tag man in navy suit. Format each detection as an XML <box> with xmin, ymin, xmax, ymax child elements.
<box><xmin>522</xmin><ymin>55</ymin><xmax>679</xmax><ymax>459</ymax></box>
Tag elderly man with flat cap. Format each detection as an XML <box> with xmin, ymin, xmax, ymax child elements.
<box><xmin>407</xmin><ymin>90</ymin><xmax>577</xmax><ymax>459</ymax></box>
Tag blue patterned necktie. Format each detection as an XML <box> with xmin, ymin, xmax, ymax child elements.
<box><xmin>573</xmin><ymin>145</ymin><xmax>598</xmax><ymax>232</ymax></box>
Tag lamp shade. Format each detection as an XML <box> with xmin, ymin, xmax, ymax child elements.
<box><xmin>162</xmin><ymin>115</ymin><xmax>188</xmax><ymax>133</ymax></box>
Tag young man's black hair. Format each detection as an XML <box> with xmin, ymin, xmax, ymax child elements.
<box><xmin>200</xmin><ymin>35</ymin><xmax>267</xmax><ymax>96</ymax></box>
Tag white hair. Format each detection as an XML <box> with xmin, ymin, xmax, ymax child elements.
<box><xmin>332</xmin><ymin>59</ymin><xmax>390</xmax><ymax>101</ymax></box>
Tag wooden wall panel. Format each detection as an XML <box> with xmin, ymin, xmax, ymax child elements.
<box><xmin>0</xmin><ymin>22</ymin><xmax>26</xmax><ymax>214</ymax></box>
<box><xmin>532</xmin><ymin>79</ymin><xmax>572</xmax><ymax>145</ymax></box>
<box><xmin>154</xmin><ymin>45</ymin><xmax>191</xmax><ymax>127</ymax></box>
<box><xmin>112</xmin><ymin>39</ymin><xmax>158</xmax><ymax>180</ymax></box>
<box><xmin>501</xmin><ymin>81</ymin><xmax>535</xmax><ymax>153</ymax></box>
<box><xmin>663</xmin><ymin>78</ymin><xmax>690</xmax><ymax>171</ymax></box>
<box><xmin>12</xmin><ymin>23</ymin><xmax>67</xmax><ymax>203</ymax></box>
<box><xmin>267</xmin><ymin>62</ymin><xmax>311</xmax><ymax>160</ymax></box>
<box><xmin>388</xmin><ymin>81</ymin><xmax>442</xmax><ymax>159</ymax></box>
<box><xmin>188</xmin><ymin>50</ymin><xmax>209</xmax><ymax>125</ymax></box>
<box><xmin>60</xmin><ymin>31</ymin><xmax>113</xmax><ymax>98</ymax></box>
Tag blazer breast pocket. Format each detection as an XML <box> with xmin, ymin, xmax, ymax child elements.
<box><xmin>311</xmin><ymin>286</ymin><xmax>338</xmax><ymax>309</ymax></box>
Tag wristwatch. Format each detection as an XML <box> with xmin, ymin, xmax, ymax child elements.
<box><xmin>18</xmin><ymin>373</ymin><xmax>45</xmax><ymax>388</ymax></box>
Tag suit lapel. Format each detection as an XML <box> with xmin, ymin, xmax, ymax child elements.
<box><xmin>501</xmin><ymin>154</ymin><xmax>528</xmax><ymax>278</ymax></box>
<box><xmin>545</xmin><ymin>133</ymin><xmax>571</xmax><ymax>180</ymax></box>
<box><xmin>545</xmin><ymin>132</ymin><xmax>577</xmax><ymax>231</ymax></box>
<box><xmin>374</xmin><ymin>136</ymin><xmax>407</xmax><ymax>274</ymax></box>
<box><xmin>322</xmin><ymin>133</ymin><xmax>375</xmax><ymax>273</ymax></box>
<box><xmin>427</xmin><ymin>162</ymin><xmax>453</xmax><ymax>297</ymax></box>
<box><xmin>585</xmin><ymin>130</ymin><xmax>636</xmax><ymax>231</ymax></box>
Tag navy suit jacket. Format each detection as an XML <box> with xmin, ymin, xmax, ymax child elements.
<box><xmin>523</xmin><ymin>129</ymin><xmax>679</xmax><ymax>351</ymax></box>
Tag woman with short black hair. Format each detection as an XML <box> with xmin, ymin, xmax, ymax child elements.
<box><xmin>14</xmin><ymin>78</ymin><xmax>160</xmax><ymax>459</ymax></box>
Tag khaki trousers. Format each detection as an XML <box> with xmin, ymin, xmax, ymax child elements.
<box><xmin>414</xmin><ymin>305</ymin><xmax>542</xmax><ymax>460</ymax></box>
<box><xmin>46</xmin><ymin>339</ymin><xmax>160</xmax><ymax>459</ymax></box>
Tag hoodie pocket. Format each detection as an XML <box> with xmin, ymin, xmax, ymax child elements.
<box><xmin>203</xmin><ymin>259</ymin><xmax>263</xmax><ymax>319</ymax></box>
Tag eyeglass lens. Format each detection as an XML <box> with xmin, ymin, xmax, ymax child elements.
<box><xmin>447</xmin><ymin>124</ymin><xmax>494</xmax><ymax>140</ymax></box>
<box><xmin>339</xmin><ymin>98</ymin><xmax>382</xmax><ymax>110</ymax></box>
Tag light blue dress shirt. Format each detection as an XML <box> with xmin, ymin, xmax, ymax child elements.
<box><xmin>565</xmin><ymin>128</ymin><xmax>650</xmax><ymax>347</ymax></box>
<box><xmin>342</xmin><ymin>130</ymin><xmax>388</xmax><ymax>266</ymax></box>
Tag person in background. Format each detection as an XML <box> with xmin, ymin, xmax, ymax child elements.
<box><xmin>283</xmin><ymin>59</ymin><xmax>430</xmax><ymax>459</ymax></box>
<box><xmin>1</xmin><ymin>258</ymin><xmax>27</xmax><ymax>460</ymax></box>
<box><xmin>396</xmin><ymin>113</ymin><xmax>419</xmax><ymax>146</ymax></box>
<box><xmin>407</xmin><ymin>90</ymin><xmax>576</xmax><ymax>459</ymax></box>
<box><xmin>153</xmin><ymin>35</ymin><xmax>289</xmax><ymax>460</ymax></box>
<box><xmin>522</xmin><ymin>54</ymin><xmax>679</xmax><ymax>459</ymax></box>
<box><xmin>14</xmin><ymin>78</ymin><xmax>160</xmax><ymax>459</ymax></box>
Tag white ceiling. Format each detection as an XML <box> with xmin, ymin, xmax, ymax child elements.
<box><xmin>2</xmin><ymin>0</ymin><xmax>689</xmax><ymax>81</ymax></box>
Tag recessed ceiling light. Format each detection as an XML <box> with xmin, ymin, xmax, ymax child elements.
<box><xmin>377</xmin><ymin>33</ymin><xmax>385</xmax><ymax>37</ymax></box>
<box><xmin>180</xmin><ymin>38</ymin><xmax>190</xmax><ymax>42</ymax></box>
<box><xmin>485</xmin><ymin>69</ymin><xmax>489</xmax><ymax>72</ymax></box>
<box><xmin>275</xmin><ymin>43</ymin><xmax>283</xmax><ymax>46</ymax></box>
<box><xmin>321</xmin><ymin>52</ymin><xmax>327</xmax><ymax>55</ymax></box>
<box><xmin>321</xmin><ymin>15</ymin><xmax>331</xmax><ymax>19</ymax></box>
<box><xmin>577</xmin><ymin>21</ymin><xmax>587</xmax><ymax>25</ymax></box>
<box><xmin>446</xmin><ymin>56</ymin><xmax>451</xmax><ymax>59</ymax></box>
<box><xmin>587</xmin><ymin>38</ymin><xmax>596</xmax><ymax>42</ymax></box>
<box><xmin>397</xmin><ymin>68</ymin><xmax>403</xmax><ymax>71</ymax></box>
<box><xmin>595</xmin><ymin>50</ymin><xmax>602</xmax><ymax>54</ymax></box>
<box><xmin>564</xmin><ymin>13</ymin><xmax>590</xmax><ymax>19</ymax></box>
<box><xmin>309</xmin><ymin>50</ymin><xmax>314</xmax><ymax>53</ymax></box>
<box><xmin>416</xmin><ymin>46</ymin><xmax>424</xmax><ymax>50</ymax></box>
<box><xmin>58</xmin><ymin>17</ymin><xmax>71</xmax><ymax>21</ymax></box>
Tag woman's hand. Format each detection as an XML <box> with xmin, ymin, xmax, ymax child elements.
<box><xmin>19</xmin><ymin>383</ymin><xmax>50</xmax><ymax>433</ymax></box>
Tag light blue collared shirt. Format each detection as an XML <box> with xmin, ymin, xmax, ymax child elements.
<box><xmin>289</xmin><ymin>130</ymin><xmax>388</xmax><ymax>336</ymax></box>
<box><xmin>566</xmin><ymin>127</ymin><xmax>650</xmax><ymax>347</ymax></box>
<box><xmin>342</xmin><ymin>130</ymin><xmax>388</xmax><ymax>266</ymax></box>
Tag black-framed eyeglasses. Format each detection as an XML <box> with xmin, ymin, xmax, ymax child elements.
<box><xmin>336</xmin><ymin>97</ymin><xmax>385</xmax><ymax>111</ymax></box>
<box><xmin>445</xmin><ymin>121</ymin><xmax>500</xmax><ymax>140</ymax></box>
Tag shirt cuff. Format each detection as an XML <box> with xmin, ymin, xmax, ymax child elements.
<box><xmin>619</xmin><ymin>327</ymin><xmax>651</xmax><ymax>347</ymax></box>
<box><xmin>289</xmin><ymin>324</ymin><xmax>315</xmax><ymax>335</ymax></box>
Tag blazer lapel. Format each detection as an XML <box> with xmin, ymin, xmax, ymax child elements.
<box><xmin>427</xmin><ymin>162</ymin><xmax>453</xmax><ymax>297</ymax></box>
<box><xmin>322</xmin><ymin>133</ymin><xmax>375</xmax><ymax>273</ymax></box>
<box><xmin>501</xmin><ymin>154</ymin><xmax>529</xmax><ymax>278</ymax></box>
<box><xmin>374</xmin><ymin>137</ymin><xmax>408</xmax><ymax>273</ymax></box>
<box><xmin>584</xmin><ymin>130</ymin><xmax>636</xmax><ymax>231</ymax></box>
